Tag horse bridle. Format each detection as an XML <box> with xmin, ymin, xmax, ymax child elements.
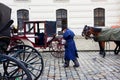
<box><xmin>82</xmin><ymin>25</ymin><xmax>92</xmax><ymax>39</ymax></box>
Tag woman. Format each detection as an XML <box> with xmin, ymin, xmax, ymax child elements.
<box><xmin>62</xmin><ymin>28</ymin><xmax>79</xmax><ymax>67</ymax></box>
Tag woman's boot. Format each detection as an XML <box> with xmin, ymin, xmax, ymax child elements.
<box><xmin>63</xmin><ymin>60</ymin><xmax>69</xmax><ymax>68</ymax></box>
<box><xmin>73</xmin><ymin>59</ymin><xmax>79</xmax><ymax>67</ymax></box>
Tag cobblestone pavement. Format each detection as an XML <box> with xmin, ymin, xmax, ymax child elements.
<box><xmin>39</xmin><ymin>52</ymin><xmax>120</xmax><ymax>80</ymax></box>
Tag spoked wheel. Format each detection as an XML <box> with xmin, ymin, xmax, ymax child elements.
<box><xmin>9</xmin><ymin>45</ymin><xmax>44</xmax><ymax>80</ymax></box>
<box><xmin>49</xmin><ymin>40</ymin><xmax>64</xmax><ymax>58</ymax></box>
<box><xmin>0</xmin><ymin>54</ymin><xmax>32</xmax><ymax>80</ymax></box>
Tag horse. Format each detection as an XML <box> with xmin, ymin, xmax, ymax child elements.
<box><xmin>82</xmin><ymin>25</ymin><xmax>120</xmax><ymax>58</ymax></box>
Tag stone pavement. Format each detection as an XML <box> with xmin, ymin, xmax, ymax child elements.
<box><xmin>23</xmin><ymin>36</ymin><xmax>119</xmax><ymax>80</ymax></box>
<box><xmin>39</xmin><ymin>52</ymin><xmax>120</xmax><ymax>80</ymax></box>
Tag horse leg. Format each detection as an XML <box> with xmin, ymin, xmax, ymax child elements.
<box><xmin>114</xmin><ymin>44</ymin><xmax>119</xmax><ymax>54</ymax></box>
<box><xmin>98</xmin><ymin>41</ymin><xmax>106</xmax><ymax>58</ymax></box>
<box><xmin>117</xmin><ymin>46</ymin><xmax>120</xmax><ymax>54</ymax></box>
<box><xmin>116</xmin><ymin>46</ymin><xmax>120</xmax><ymax>55</ymax></box>
<box><xmin>98</xmin><ymin>42</ymin><xmax>102</xmax><ymax>54</ymax></box>
<box><xmin>114</xmin><ymin>41</ymin><xmax>120</xmax><ymax>55</ymax></box>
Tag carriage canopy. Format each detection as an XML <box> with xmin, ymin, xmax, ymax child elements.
<box><xmin>45</xmin><ymin>21</ymin><xmax>56</xmax><ymax>37</ymax></box>
<box><xmin>0</xmin><ymin>3</ymin><xmax>11</xmax><ymax>37</ymax></box>
<box><xmin>24</xmin><ymin>21</ymin><xmax>56</xmax><ymax>37</ymax></box>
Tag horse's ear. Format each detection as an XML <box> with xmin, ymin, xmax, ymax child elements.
<box><xmin>84</xmin><ymin>25</ymin><xmax>88</xmax><ymax>30</ymax></box>
<box><xmin>85</xmin><ymin>25</ymin><xmax>89</xmax><ymax>30</ymax></box>
<box><xmin>85</xmin><ymin>25</ymin><xmax>87</xmax><ymax>27</ymax></box>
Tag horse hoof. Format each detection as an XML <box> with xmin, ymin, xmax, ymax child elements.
<box><xmin>99</xmin><ymin>52</ymin><xmax>102</xmax><ymax>55</ymax></box>
<box><xmin>102</xmin><ymin>53</ymin><xmax>105</xmax><ymax>58</ymax></box>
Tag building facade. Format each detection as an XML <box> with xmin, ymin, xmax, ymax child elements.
<box><xmin>0</xmin><ymin>0</ymin><xmax>120</xmax><ymax>35</ymax></box>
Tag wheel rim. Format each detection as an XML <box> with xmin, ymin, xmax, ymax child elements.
<box><xmin>0</xmin><ymin>54</ymin><xmax>32</xmax><ymax>80</ymax></box>
<box><xmin>49</xmin><ymin>41</ymin><xmax>64</xmax><ymax>58</ymax></box>
<box><xmin>9</xmin><ymin>45</ymin><xmax>44</xmax><ymax>80</ymax></box>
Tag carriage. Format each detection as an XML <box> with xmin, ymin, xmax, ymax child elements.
<box><xmin>10</xmin><ymin>20</ymin><xmax>65</xmax><ymax>58</ymax></box>
<box><xmin>0</xmin><ymin>3</ymin><xmax>33</xmax><ymax>80</ymax></box>
<box><xmin>0</xmin><ymin>3</ymin><xmax>64</xmax><ymax>80</ymax></box>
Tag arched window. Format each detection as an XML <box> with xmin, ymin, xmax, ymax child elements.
<box><xmin>56</xmin><ymin>9</ymin><xmax>67</xmax><ymax>30</ymax></box>
<box><xmin>17</xmin><ymin>9</ymin><xmax>29</xmax><ymax>30</ymax></box>
<box><xmin>94</xmin><ymin>8</ymin><xmax>105</xmax><ymax>26</ymax></box>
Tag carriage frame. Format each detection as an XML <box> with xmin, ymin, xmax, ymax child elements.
<box><xmin>11</xmin><ymin>20</ymin><xmax>65</xmax><ymax>58</ymax></box>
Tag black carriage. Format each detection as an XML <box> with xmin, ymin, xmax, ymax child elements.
<box><xmin>0</xmin><ymin>3</ymin><xmax>32</xmax><ymax>80</ymax></box>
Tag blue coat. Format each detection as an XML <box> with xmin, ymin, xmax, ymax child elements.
<box><xmin>63</xmin><ymin>29</ymin><xmax>78</xmax><ymax>60</ymax></box>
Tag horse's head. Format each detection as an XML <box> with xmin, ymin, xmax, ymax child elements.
<box><xmin>82</xmin><ymin>25</ymin><xmax>92</xmax><ymax>39</ymax></box>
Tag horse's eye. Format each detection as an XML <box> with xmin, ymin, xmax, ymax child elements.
<box><xmin>87</xmin><ymin>31</ymin><xmax>91</xmax><ymax>35</ymax></box>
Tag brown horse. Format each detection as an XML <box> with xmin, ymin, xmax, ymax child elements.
<box><xmin>82</xmin><ymin>25</ymin><xmax>120</xmax><ymax>58</ymax></box>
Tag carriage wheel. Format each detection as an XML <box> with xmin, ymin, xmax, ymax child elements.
<box><xmin>9</xmin><ymin>45</ymin><xmax>44</xmax><ymax>80</ymax></box>
<box><xmin>49</xmin><ymin>40</ymin><xmax>64</xmax><ymax>58</ymax></box>
<box><xmin>0</xmin><ymin>54</ymin><xmax>32</xmax><ymax>80</ymax></box>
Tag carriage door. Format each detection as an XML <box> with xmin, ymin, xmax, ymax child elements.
<box><xmin>17</xmin><ymin>9</ymin><xmax>29</xmax><ymax>31</ymax></box>
<box><xmin>94</xmin><ymin>8</ymin><xmax>105</xmax><ymax>26</ymax></box>
<box><xmin>56</xmin><ymin>9</ymin><xmax>67</xmax><ymax>35</ymax></box>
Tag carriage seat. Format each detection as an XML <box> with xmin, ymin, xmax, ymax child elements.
<box><xmin>0</xmin><ymin>36</ymin><xmax>10</xmax><ymax>52</ymax></box>
<box><xmin>35</xmin><ymin>33</ymin><xmax>45</xmax><ymax>46</ymax></box>
<box><xmin>0</xmin><ymin>20</ymin><xmax>14</xmax><ymax>52</ymax></box>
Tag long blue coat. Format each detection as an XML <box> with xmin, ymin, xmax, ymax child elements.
<box><xmin>63</xmin><ymin>29</ymin><xmax>78</xmax><ymax>61</ymax></box>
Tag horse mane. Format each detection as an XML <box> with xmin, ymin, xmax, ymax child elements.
<box><xmin>87</xmin><ymin>25</ymin><xmax>102</xmax><ymax>32</ymax></box>
<box><xmin>84</xmin><ymin>25</ymin><xmax>102</xmax><ymax>32</ymax></box>
<box><xmin>93</xmin><ymin>27</ymin><xmax>102</xmax><ymax>32</ymax></box>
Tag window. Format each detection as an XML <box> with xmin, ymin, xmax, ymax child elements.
<box><xmin>15</xmin><ymin>0</ymin><xmax>29</xmax><ymax>1</ymax></box>
<box><xmin>56</xmin><ymin>9</ymin><xmax>67</xmax><ymax>29</ymax></box>
<box><xmin>91</xmin><ymin>0</ymin><xmax>106</xmax><ymax>2</ymax></box>
<box><xmin>94</xmin><ymin>8</ymin><xmax>105</xmax><ymax>26</ymax></box>
<box><xmin>54</xmin><ymin>0</ymin><xmax>69</xmax><ymax>2</ymax></box>
<box><xmin>17</xmin><ymin>9</ymin><xmax>29</xmax><ymax>30</ymax></box>
<box><xmin>14</xmin><ymin>0</ymin><xmax>30</xmax><ymax>2</ymax></box>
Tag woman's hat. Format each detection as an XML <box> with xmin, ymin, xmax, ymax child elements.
<box><xmin>62</xmin><ymin>25</ymin><xmax>67</xmax><ymax>31</ymax></box>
